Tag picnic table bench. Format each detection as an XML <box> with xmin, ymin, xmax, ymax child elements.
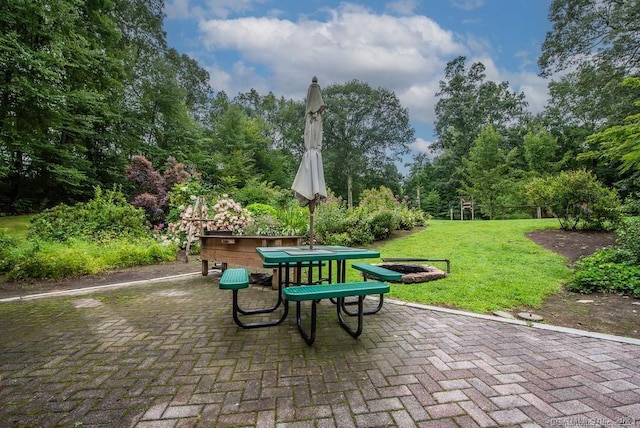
<box><xmin>349</xmin><ymin>262</ymin><xmax>401</xmax><ymax>315</ymax></box>
<box><xmin>284</xmin><ymin>281</ymin><xmax>390</xmax><ymax>345</ymax></box>
<box><xmin>219</xmin><ymin>268</ymin><xmax>288</xmax><ymax>329</ymax></box>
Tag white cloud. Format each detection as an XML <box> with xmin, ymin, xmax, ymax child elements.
<box><xmin>199</xmin><ymin>4</ymin><xmax>466</xmax><ymax>128</ymax></box>
<box><xmin>165</xmin><ymin>0</ymin><xmax>265</xmax><ymax>20</ymax></box>
<box><xmin>385</xmin><ymin>0</ymin><xmax>418</xmax><ymax>16</ymax></box>
<box><xmin>452</xmin><ymin>0</ymin><xmax>485</xmax><ymax>11</ymax></box>
<box><xmin>409</xmin><ymin>137</ymin><xmax>436</xmax><ymax>154</ymax></box>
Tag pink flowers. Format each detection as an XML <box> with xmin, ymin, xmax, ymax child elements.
<box><xmin>209</xmin><ymin>196</ymin><xmax>253</xmax><ymax>234</ymax></box>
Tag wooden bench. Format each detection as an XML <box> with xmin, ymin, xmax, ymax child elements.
<box><xmin>283</xmin><ymin>281</ymin><xmax>390</xmax><ymax>345</ymax></box>
<box><xmin>350</xmin><ymin>263</ymin><xmax>402</xmax><ymax>315</ymax></box>
<box><xmin>219</xmin><ymin>268</ymin><xmax>287</xmax><ymax>328</ymax></box>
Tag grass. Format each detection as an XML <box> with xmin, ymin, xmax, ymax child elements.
<box><xmin>0</xmin><ymin>214</ymin><xmax>33</xmax><ymax>238</ymax></box>
<box><xmin>344</xmin><ymin>218</ymin><xmax>570</xmax><ymax>314</ymax></box>
<box><xmin>2</xmin><ymin>214</ymin><xmax>570</xmax><ymax>314</ymax></box>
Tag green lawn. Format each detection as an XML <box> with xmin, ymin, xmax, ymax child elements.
<box><xmin>345</xmin><ymin>219</ymin><xmax>570</xmax><ymax>314</ymax></box>
<box><xmin>0</xmin><ymin>214</ymin><xmax>33</xmax><ymax>238</ymax></box>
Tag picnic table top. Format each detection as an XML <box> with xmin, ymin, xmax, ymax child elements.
<box><xmin>256</xmin><ymin>245</ymin><xmax>380</xmax><ymax>263</ymax></box>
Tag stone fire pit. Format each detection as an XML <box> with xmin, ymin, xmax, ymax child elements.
<box><xmin>366</xmin><ymin>263</ymin><xmax>447</xmax><ymax>284</ymax></box>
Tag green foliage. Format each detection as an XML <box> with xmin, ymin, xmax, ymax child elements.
<box><xmin>314</xmin><ymin>188</ymin><xmax>425</xmax><ymax>245</ymax></box>
<box><xmin>614</xmin><ymin>217</ymin><xmax>640</xmax><ymax>264</ymax></box>
<box><xmin>243</xmin><ymin>215</ymin><xmax>281</xmax><ymax>236</ymax></box>
<box><xmin>539</xmin><ymin>0</ymin><xmax>639</xmax><ymax>77</ymax></box>
<box><xmin>28</xmin><ymin>186</ymin><xmax>151</xmax><ymax>242</ymax></box>
<box><xmin>246</xmin><ymin>203</ymin><xmax>278</xmax><ymax>217</ymax></box>
<box><xmin>0</xmin><ymin>230</ymin><xmax>18</xmax><ymax>272</ymax></box>
<box><xmin>525</xmin><ymin>170</ymin><xmax>621</xmax><ymax>230</ymax></box>
<box><xmin>395</xmin><ymin>205</ymin><xmax>427</xmax><ymax>229</ymax></box>
<box><xmin>232</xmin><ymin>179</ymin><xmax>290</xmax><ymax>208</ymax></box>
<box><xmin>322</xmin><ymin>80</ymin><xmax>414</xmax><ymax>206</ymax></box>
<box><xmin>621</xmin><ymin>194</ymin><xmax>640</xmax><ymax>216</ymax></box>
<box><xmin>276</xmin><ymin>206</ymin><xmax>308</xmax><ymax>236</ymax></box>
<box><xmin>166</xmin><ymin>178</ymin><xmax>210</xmax><ymax>226</ymax></box>
<box><xmin>568</xmin><ymin>249</ymin><xmax>640</xmax><ymax>298</ymax></box>
<box><xmin>432</xmin><ymin>57</ymin><xmax>529</xmax><ymax>199</ymax></box>
<box><xmin>2</xmin><ymin>238</ymin><xmax>175</xmax><ymax>281</ymax></box>
<box><xmin>357</xmin><ymin>186</ymin><xmax>398</xmax><ymax>213</ymax></box>
<box><xmin>461</xmin><ymin>125</ymin><xmax>512</xmax><ymax>219</ymax></box>
<box><xmin>583</xmin><ymin>77</ymin><xmax>640</xmax><ymax>174</ymax></box>
<box><xmin>314</xmin><ymin>196</ymin><xmax>349</xmax><ymax>242</ymax></box>
<box><xmin>524</xmin><ymin>129</ymin><xmax>559</xmax><ymax>175</ymax></box>
<box><xmin>568</xmin><ymin>218</ymin><xmax>640</xmax><ymax>297</ymax></box>
<box><xmin>314</xmin><ymin>196</ymin><xmax>373</xmax><ymax>246</ymax></box>
<box><xmin>368</xmin><ymin>210</ymin><xmax>397</xmax><ymax>240</ymax></box>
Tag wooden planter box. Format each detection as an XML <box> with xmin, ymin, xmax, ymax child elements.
<box><xmin>199</xmin><ymin>234</ymin><xmax>303</xmax><ymax>288</ymax></box>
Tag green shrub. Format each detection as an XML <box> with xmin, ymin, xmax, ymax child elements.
<box><xmin>621</xmin><ymin>194</ymin><xmax>640</xmax><ymax>215</ymax></box>
<box><xmin>342</xmin><ymin>215</ymin><xmax>374</xmax><ymax>246</ymax></box>
<box><xmin>246</xmin><ymin>203</ymin><xmax>278</xmax><ymax>217</ymax></box>
<box><xmin>368</xmin><ymin>210</ymin><xmax>397</xmax><ymax>240</ymax></box>
<box><xmin>315</xmin><ymin>196</ymin><xmax>348</xmax><ymax>240</ymax></box>
<box><xmin>395</xmin><ymin>204</ymin><xmax>427</xmax><ymax>229</ymax></box>
<box><xmin>615</xmin><ymin>217</ymin><xmax>640</xmax><ymax>263</ymax></box>
<box><xmin>243</xmin><ymin>215</ymin><xmax>281</xmax><ymax>236</ymax></box>
<box><xmin>525</xmin><ymin>169</ymin><xmax>621</xmax><ymax>231</ymax></box>
<box><xmin>567</xmin><ymin>218</ymin><xmax>640</xmax><ymax>298</ymax></box>
<box><xmin>3</xmin><ymin>238</ymin><xmax>175</xmax><ymax>281</ymax></box>
<box><xmin>29</xmin><ymin>186</ymin><xmax>151</xmax><ymax>242</ymax></box>
<box><xmin>358</xmin><ymin>186</ymin><xmax>398</xmax><ymax>214</ymax></box>
<box><xmin>0</xmin><ymin>230</ymin><xmax>17</xmax><ymax>271</ymax></box>
<box><xmin>233</xmin><ymin>179</ymin><xmax>290</xmax><ymax>208</ymax></box>
<box><xmin>568</xmin><ymin>248</ymin><xmax>640</xmax><ymax>298</ymax></box>
<box><xmin>276</xmin><ymin>206</ymin><xmax>308</xmax><ymax>236</ymax></box>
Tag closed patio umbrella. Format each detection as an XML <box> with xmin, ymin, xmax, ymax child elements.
<box><xmin>291</xmin><ymin>76</ymin><xmax>327</xmax><ymax>249</ymax></box>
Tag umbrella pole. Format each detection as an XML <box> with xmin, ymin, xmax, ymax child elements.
<box><xmin>309</xmin><ymin>200</ymin><xmax>315</xmax><ymax>250</ymax></box>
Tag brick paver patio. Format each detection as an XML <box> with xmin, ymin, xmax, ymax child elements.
<box><xmin>1</xmin><ymin>275</ymin><xmax>639</xmax><ymax>427</ymax></box>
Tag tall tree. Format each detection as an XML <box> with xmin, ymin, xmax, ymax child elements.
<box><xmin>431</xmin><ymin>56</ymin><xmax>529</xmax><ymax>205</ymax></box>
<box><xmin>523</xmin><ymin>128</ymin><xmax>560</xmax><ymax>176</ymax></box>
<box><xmin>538</xmin><ymin>0</ymin><xmax>640</xmax><ymax>78</ymax></box>
<box><xmin>461</xmin><ymin>125</ymin><xmax>513</xmax><ymax>219</ymax></box>
<box><xmin>0</xmin><ymin>0</ymin><xmax>125</xmax><ymax>210</ymax></box>
<box><xmin>434</xmin><ymin>57</ymin><xmax>529</xmax><ymax>160</ymax></box>
<box><xmin>322</xmin><ymin>80</ymin><xmax>414</xmax><ymax>207</ymax></box>
<box><xmin>539</xmin><ymin>0</ymin><xmax>640</xmax><ymax>194</ymax></box>
<box><xmin>583</xmin><ymin>77</ymin><xmax>640</xmax><ymax>174</ymax></box>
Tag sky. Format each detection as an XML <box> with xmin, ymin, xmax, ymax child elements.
<box><xmin>162</xmin><ymin>0</ymin><xmax>554</xmax><ymax>158</ymax></box>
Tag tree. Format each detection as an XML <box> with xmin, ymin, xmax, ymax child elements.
<box><xmin>0</xmin><ymin>0</ymin><xmax>126</xmax><ymax>211</ymax></box>
<box><xmin>0</xmin><ymin>0</ymin><xmax>215</xmax><ymax>213</ymax></box>
<box><xmin>322</xmin><ymin>80</ymin><xmax>414</xmax><ymax>207</ymax></box>
<box><xmin>537</xmin><ymin>0</ymin><xmax>640</xmax><ymax>195</ymax></box>
<box><xmin>583</xmin><ymin>78</ymin><xmax>640</xmax><ymax>174</ymax></box>
<box><xmin>525</xmin><ymin>169</ymin><xmax>621</xmax><ymax>230</ymax></box>
<box><xmin>434</xmin><ymin>57</ymin><xmax>529</xmax><ymax>160</ymax></box>
<box><xmin>538</xmin><ymin>0</ymin><xmax>640</xmax><ymax>78</ymax></box>
<box><xmin>431</xmin><ymin>56</ymin><xmax>529</xmax><ymax>207</ymax></box>
<box><xmin>461</xmin><ymin>125</ymin><xmax>512</xmax><ymax>219</ymax></box>
<box><xmin>523</xmin><ymin>128</ymin><xmax>559</xmax><ymax>176</ymax></box>
<box><xmin>404</xmin><ymin>153</ymin><xmax>439</xmax><ymax>212</ymax></box>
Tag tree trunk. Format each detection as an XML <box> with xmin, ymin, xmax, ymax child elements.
<box><xmin>347</xmin><ymin>173</ymin><xmax>353</xmax><ymax>209</ymax></box>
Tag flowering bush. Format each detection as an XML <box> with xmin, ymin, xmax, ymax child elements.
<box><xmin>165</xmin><ymin>194</ymin><xmax>253</xmax><ymax>248</ymax></box>
<box><xmin>166</xmin><ymin>198</ymin><xmax>204</xmax><ymax>248</ymax></box>
<box><xmin>210</xmin><ymin>196</ymin><xmax>253</xmax><ymax>234</ymax></box>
